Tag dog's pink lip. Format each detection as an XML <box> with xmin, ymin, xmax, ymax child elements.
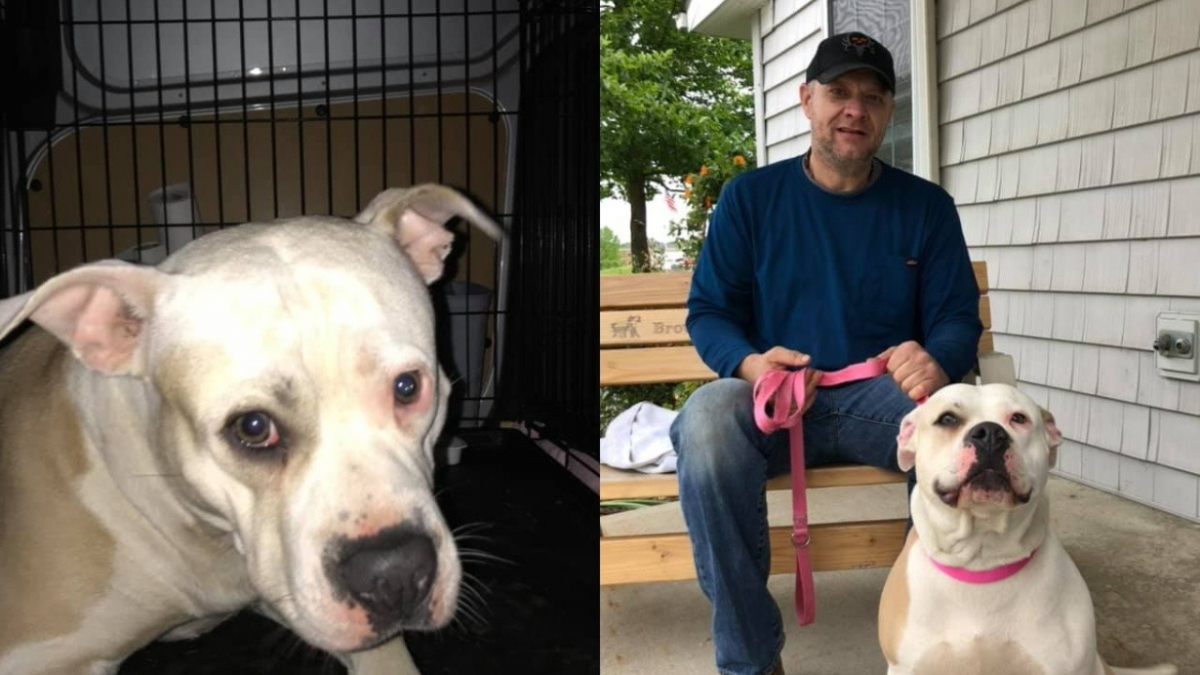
<box><xmin>936</xmin><ymin>469</ymin><xmax>1032</xmax><ymax>507</ymax></box>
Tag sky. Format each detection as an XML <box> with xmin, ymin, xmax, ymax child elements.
<box><xmin>600</xmin><ymin>190</ymin><xmax>691</xmax><ymax>245</ymax></box>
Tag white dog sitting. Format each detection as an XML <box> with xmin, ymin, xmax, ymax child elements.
<box><xmin>878</xmin><ymin>383</ymin><xmax>1177</xmax><ymax>675</ymax></box>
<box><xmin>0</xmin><ymin>185</ymin><xmax>500</xmax><ymax>675</ymax></box>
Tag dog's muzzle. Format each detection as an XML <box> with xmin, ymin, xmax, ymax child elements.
<box><xmin>326</xmin><ymin>525</ymin><xmax>438</xmax><ymax>630</ymax></box>
<box><xmin>957</xmin><ymin>421</ymin><xmax>1028</xmax><ymax>502</ymax></box>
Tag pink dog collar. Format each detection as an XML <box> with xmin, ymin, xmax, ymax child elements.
<box><xmin>926</xmin><ymin>549</ymin><xmax>1036</xmax><ymax>584</ymax></box>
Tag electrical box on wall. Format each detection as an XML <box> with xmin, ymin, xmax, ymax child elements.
<box><xmin>1155</xmin><ymin>312</ymin><xmax>1200</xmax><ymax>382</ymax></box>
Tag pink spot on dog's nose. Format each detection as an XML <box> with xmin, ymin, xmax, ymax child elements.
<box><xmin>957</xmin><ymin>446</ymin><xmax>977</xmax><ymax>479</ymax></box>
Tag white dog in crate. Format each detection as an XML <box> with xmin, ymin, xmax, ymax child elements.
<box><xmin>0</xmin><ymin>185</ymin><xmax>501</xmax><ymax>674</ymax></box>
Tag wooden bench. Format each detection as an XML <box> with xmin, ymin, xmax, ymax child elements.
<box><xmin>599</xmin><ymin>261</ymin><xmax>1012</xmax><ymax>586</ymax></box>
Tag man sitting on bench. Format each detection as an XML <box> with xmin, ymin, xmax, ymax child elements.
<box><xmin>669</xmin><ymin>32</ymin><xmax>982</xmax><ymax>675</ymax></box>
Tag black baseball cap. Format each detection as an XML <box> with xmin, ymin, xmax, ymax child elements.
<box><xmin>806</xmin><ymin>32</ymin><xmax>895</xmax><ymax>92</ymax></box>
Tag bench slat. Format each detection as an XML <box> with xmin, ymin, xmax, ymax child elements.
<box><xmin>974</xmin><ymin>261</ymin><xmax>988</xmax><ymax>294</ymax></box>
<box><xmin>599</xmin><ymin>518</ymin><xmax>907</xmax><ymax>585</ymax></box>
<box><xmin>601</xmin><ymin>331</ymin><xmax>994</xmax><ymax>387</ymax></box>
<box><xmin>600</xmin><ymin>345</ymin><xmax>717</xmax><ymax>386</ymax></box>
<box><xmin>599</xmin><ymin>463</ymin><xmax>905</xmax><ymax>500</ymax></box>
<box><xmin>979</xmin><ymin>331</ymin><xmax>993</xmax><ymax>354</ymax></box>
<box><xmin>600</xmin><ymin>272</ymin><xmax>693</xmax><ymax>310</ymax></box>
<box><xmin>602</xmin><ymin>299</ymin><xmax>992</xmax><ymax>349</ymax></box>
<box><xmin>604</xmin><ymin>461</ymin><xmax>902</xmax><ymax>499</ymax></box>
<box><xmin>599</xmin><ymin>262</ymin><xmax>989</xmax><ymax>311</ymax></box>
<box><xmin>600</xmin><ymin>309</ymin><xmax>690</xmax><ymax>347</ymax></box>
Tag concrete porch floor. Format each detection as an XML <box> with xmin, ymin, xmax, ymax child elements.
<box><xmin>600</xmin><ymin>476</ymin><xmax>1200</xmax><ymax>674</ymax></box>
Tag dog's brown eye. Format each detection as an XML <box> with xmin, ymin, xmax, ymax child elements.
<box><xmin>394</xmin><ymin>372</ymin><xmax>420</xmax><ymax>405</ymax></box>
<box><xmin>934</xmin><ymin>412</ymin><xmax>959</xmax><ymax>427</ymax></box>
<box><xmin>230</xmin><ymin>411</ymin><xmax>280</xmax><ymax>449</ymax></box>
<box><xmin>1012</xmin><ymin>412</ymin><xmax>1029</xmax><ymax>425</ymax></box>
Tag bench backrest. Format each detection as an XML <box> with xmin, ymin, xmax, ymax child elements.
<box><xmin>600</xmin><ymin>262</ymin><xmax>992</xmax><ymax>387</ymax></box>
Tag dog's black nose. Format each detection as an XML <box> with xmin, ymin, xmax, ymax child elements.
<box><xmin>966</xmin><ymin>421</ymin><xmax>1010</xmax><ymax>454</ymax></box>
<box><xmin>336</xmin><ymin>529</ymin><xmax>438</xmax><ymax>622</ymax></box>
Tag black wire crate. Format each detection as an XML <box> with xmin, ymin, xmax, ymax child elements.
<box><xmin>0</xmin><ymin>0</ymin><xmax>597</xmax><ymax>457</ymax></box>
<box><xmin>0</xmin><ymin>0</ymin><xmax>598</xmax><ymax>672</ymax></box>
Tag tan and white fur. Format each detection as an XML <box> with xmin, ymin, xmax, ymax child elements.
<box><xmin>0</xmin><ymin>184</ymin><xmax>502</xmax><ymax>674</ymax></box>
<box><xmin>879</xmin><ymin>383</ymin><xmax>1177</xmax><ymax>675</ymax></box>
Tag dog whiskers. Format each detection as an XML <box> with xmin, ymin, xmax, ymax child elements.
<box><xmin>458</xmin><ymin>548</ymin><xmax>514</xmax><ymax>566</ymax></box>
<box><xmin>444</xmin><ymin>572</ymin><xmax>490</xmax><ymax>634</ymax></box>
<box><xmin>451</xmin><ymin>521</ymin><xmax>495</xmax><ymax>536</ymax></box>
<box><xmin>452</xmin><ymin>523</ymin><xmax>511</xmax><ymax>566</ymax></box>
<box><xmin>449</xmin><ymin>597</ymin><xmax>488</xmax><ymax>633</ymax></box>
<box><xmin>458</xmin><ymin>575</ymin><xmax>489</xmax><ymax>606</ymax></box>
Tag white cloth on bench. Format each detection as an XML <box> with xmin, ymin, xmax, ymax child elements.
<box><xmin>600</xmin><ymin>401</ymin><xmax>679</xmax><ymax>474</ymax></box>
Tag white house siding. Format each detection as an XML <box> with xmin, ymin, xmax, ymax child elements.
<box><xmin>937</xmin><ymin>0</ymin><xmax>1200</xmax><ymax>521</ymax></box>
<box><xmin>756</xmin><ymin>0</ymin><xmax>825</xmax><ymax>164</ymax></box>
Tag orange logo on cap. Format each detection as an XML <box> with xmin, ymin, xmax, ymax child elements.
<box><xmin>843</xmin><ymin>34</ymin><xmax>876</xmax><ymax>55</ymax></box>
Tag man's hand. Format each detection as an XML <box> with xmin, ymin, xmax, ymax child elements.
<box><xmin>875</xmin><ymin>341</ymin><xmax>949</xmax><ymax>401</ymax></box>
<box><xmin>736</xmin><ymin>347</ymin><xmax>823</xmax><ymax>414</ymax></box>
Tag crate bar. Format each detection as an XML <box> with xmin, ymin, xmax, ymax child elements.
<box><xmin>67</xmin><ymin>10</ymin><xmax>504</xmax><ymax>26</ymax></box>
<box><xmin>435</xmin><ymin>0</ymin><xmax>444</xmax><ymax>184</ymax></box>
<box><xmin>237</xmin><ymin>0</ymin><xmax>251</xmax><ymax>226</ymax></box>
<box><xmin>379</xmin><ymin>0</ymin><xmax>388</xmax><ymax>192</ymax></box>
<box><xmin>121</xmin><ymin>0</ymin><xmax>145</xmax><ymax>259</ymax></box>
<box><xmin>460</xmin><ymin>0</ymin><xmax>473</xmax><ymax>421</ymax></box>
<box><xmin>13</xmin><ymin>132</ymin><xmax>31</xmax><ymax>293</ymax></box>
<box><xmin>181</xmin><ymin>0</ymin><xmax>199</xmax><ymax>256</ymax></box>
<box><xmin>489</xmin><ymin>0</ymin><xmax>504</xmax><ymax>425</ymax></box>
<box><xmin>212</xmin><ymin>0</ymin><xmax>227</xmax><ymax>229</ymax></box>
<box><xmin>295</xmin><ymin>0</ymin><xmax>307</xmax><ymax>215</ymax></box>
<box><xmin>66</xmin><ymin>7</ymin><xmax>89</xmax><ymax>271</ymax></box>
<box><xmin>58</xmin><ymin>111</ymin><xmax>497</xmax><ymax>127</ymax></box>
<box><xmin>0</xmin><ymin>126</ymin><xmax>8</xmax><ymax>297</ymax></box>
<box><xmin>153</xmin><ymin>0</ymin><xmax>169</xmax><ymax>263</ymax></box>
<box><xmin>267</xmin><ymin>0</ymin><xmax>280</xmax><ymax>218</ymax></box>
<box><xmin>97</xmin><ymin>0</ymin><xmax>117</xmax><ymax>260</ymax></box>
<box><xmin>407</xmin><ymin>0</ymin><xmax>416</xmax><ymax>185</ymax></box>
<box><xmin>517</xmin><ymin>0</ymin><xmax>530</xmax><ymax>423</ymax></box>
<box><xmin>323</xmin><ymin>0</ymin><xmax>333</xmax><ymax>215</ymax></box>
<box><xmin>351</xmin><ymin>0</ymin><xmax>361</xmax><ymax>212</ymax></box>
<box><xmin>44</xmin><ymin>128</ymin><xmax>62</xmax><ymax>281</ymax></box>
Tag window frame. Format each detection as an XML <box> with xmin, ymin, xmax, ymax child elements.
<box><xmin>824</xmin><ymin>0</ymin><xmax>939</xmax><ymax>182</ymax></box>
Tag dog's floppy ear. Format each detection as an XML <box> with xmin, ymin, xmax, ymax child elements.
<box><xmin>896</xmin><ymin>408</ymin><xmax>920</xmax><ymax>473</ymax></box>
<box><xmin>355</xmin><ymin>184</ymin><xmax>503</xmax><ymax>284</ymax></box>
<box><xmin>1040</xmin><ymin>407</ymin><xmax>1062</xmax><ymax>468</ymax></box>
<box><xmin>0</xmin><ymin>260</ymin><xmax>167</xmax><ymax>377</ymax></box>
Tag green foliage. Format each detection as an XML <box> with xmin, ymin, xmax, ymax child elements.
<box><xmin>600</xmin><ymin>380</ymin><xmax>704</xmax><ymax>439</ymax></box>
<box><xmin>600</xmin><ymin>226</ymin><xmax>625</xmax><ymax>269</ymax></box>
<box><xmin>668</xmin><ymin>152</ymin><xmax>755</xmax><ymax>264</ymax></box>
<box><xmin>601</xmin><ymin>0</ymin><xmax>753</xmax><ymax>270</ymax></box>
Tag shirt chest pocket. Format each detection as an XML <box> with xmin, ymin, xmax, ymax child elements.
<box><xmin>858</xmin><ymin>255</ymin><xmax>919</xmax><ymax>328</ymax></box>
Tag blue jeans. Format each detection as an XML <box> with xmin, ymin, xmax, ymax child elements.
<box><xmin>669</xmin><ymin>375</ymin><xmax>917</xmax><ymax>675</ymax></box>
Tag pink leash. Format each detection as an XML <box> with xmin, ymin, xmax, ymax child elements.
<box><xmin>752</xmin><ymin>359</ymin><xmax>888</xmax><ymax>626</ymax></box>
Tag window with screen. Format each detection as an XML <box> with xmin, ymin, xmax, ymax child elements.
<box><xmin>829</xmin><ymin>0</ymin><xmax>913</xmax><ymax>172</ymax></box>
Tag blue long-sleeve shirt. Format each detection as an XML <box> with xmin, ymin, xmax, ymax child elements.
<box><xmin>687</xmin><ymin>155</ymin><xmax>982</xmax><ymax>383</ymax></box>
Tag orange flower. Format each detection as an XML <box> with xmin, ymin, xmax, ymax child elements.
<box><xmin>699</xmin><ymin>165</ymin><xmax>709</xmax><ymax>177</ymax></box>
<box><xmin>733</xmin><ymin>155</ymin><xmax>746</xmax><ymax>166</ymax></box>
<box><xmin>684</xmin><ymin>174</ymin><xmax>694</xmax><ymax>185</ymax></box>
<box><xmin>704</xmin><ymin>196</ymin><xmax>712</xmax><ymax>209</ymax></box>
<box><xmin>683</xmin><ymin>189</ymin><xmax>692</xmax><ymax>200</ymax></box>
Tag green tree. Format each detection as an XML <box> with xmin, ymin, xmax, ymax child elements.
<box><xmin>600</xmin><ymin>226</ymin><xmax>624</xmax><ymax>269</ymax></box>
<box><xmin>601</xmin><ymin>0</ymin><xmax>753</xmax><ymax>272</ymax></box>
<box><xmin>669</xmin><ymin>152</ymin><xmax>754</xmax><ymax>264</ymax></box>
